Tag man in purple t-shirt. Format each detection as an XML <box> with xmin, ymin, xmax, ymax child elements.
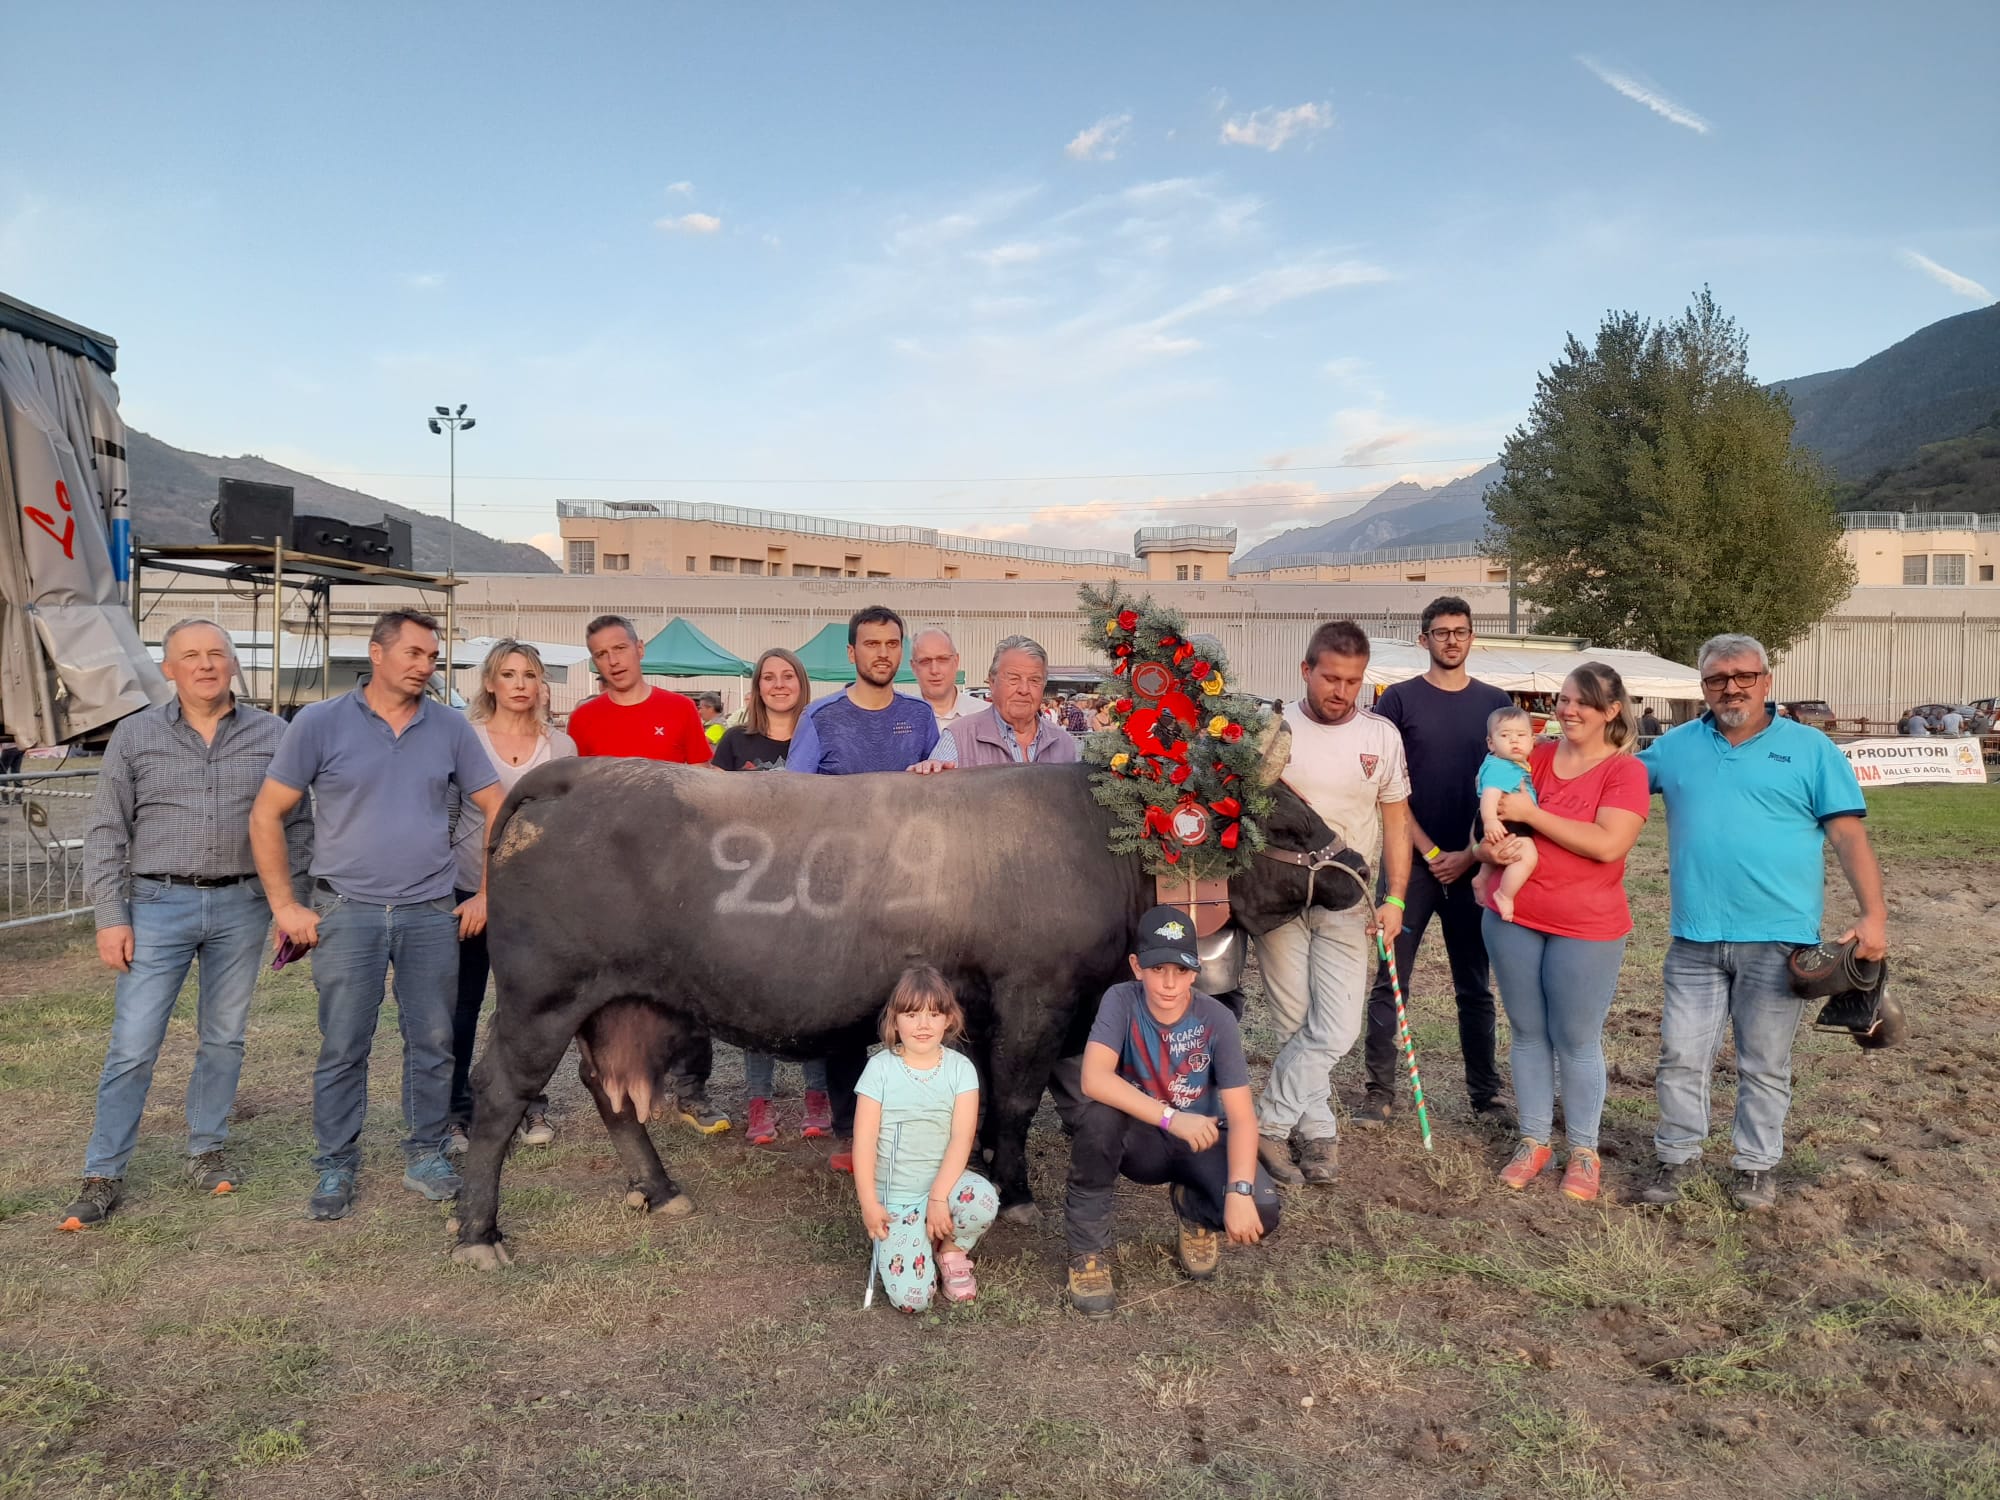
<box><xmin>1361</xmin><ymin>597</ymin><xmax>1514</xmax><ymax>1132</ymax></box>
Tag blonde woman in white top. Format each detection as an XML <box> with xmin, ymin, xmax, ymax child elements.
<box><xmin>445</xmin><ymin>641</ymin><xmax>578</xmax><ymax>1153</ymax></box>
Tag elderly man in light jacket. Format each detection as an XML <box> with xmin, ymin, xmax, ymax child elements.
<box><xmin>923</xmin><ymin>635</ymin><xmax>1080</xmax><ymax>769</ymax></box>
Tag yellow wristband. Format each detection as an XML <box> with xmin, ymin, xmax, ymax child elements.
<box><xmin>1384</xmin><ymin>895</ymin><xmax>1406</xmax><ymax>912</ymax></box>
<box><xmin>1422</xmin><ymin>845</ymin><xmax>1441</xmax><ymax>863</ymax></box>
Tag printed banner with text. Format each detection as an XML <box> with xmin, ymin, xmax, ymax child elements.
<box><xmin>1838</xmin><ymin>737</ymin><xmax>1988</xmax><ymax>787</ymax></box>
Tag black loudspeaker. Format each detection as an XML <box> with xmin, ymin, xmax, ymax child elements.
<box><xmin>292</xmin><ymin>513</ymin><xmax>362</xmax><ymax>562</ymax></box>
<box><xmin>211</xmin><ymin>479</ymin><xmax>295</xmax><ymax>546</ymax></box>
<box><xmin>375</xmin><ymin>516</ymin><xmax>412</xmax><ymax>570</ymax></box>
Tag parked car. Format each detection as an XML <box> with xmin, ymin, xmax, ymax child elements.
<box><xmin>1779</xmin><ymin>700</ymin><xmax>1837</xmax><ymax>732</ymax></box>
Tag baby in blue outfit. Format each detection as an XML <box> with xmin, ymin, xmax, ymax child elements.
<box><xmin>1470</xmin><ymin>705</ymin><xmax>1539</xmax><ymax>921</ymax></box>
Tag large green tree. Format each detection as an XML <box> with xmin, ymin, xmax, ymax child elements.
<box><xmin>1485</xmin><ymin>289</ymin><xmax>1853</xmax><ymax>663</ymax></box>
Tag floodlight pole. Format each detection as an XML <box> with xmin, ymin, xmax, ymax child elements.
<box><xmin>427</xmin><ymin>404</ymin><xmax>476</xmax><ymax>692</ymax></box>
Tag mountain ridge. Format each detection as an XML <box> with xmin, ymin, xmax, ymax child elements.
<box><xmin>126</xmin><ymin>430</ymin><xmax>558</xmax><ymax>574</ymax></box>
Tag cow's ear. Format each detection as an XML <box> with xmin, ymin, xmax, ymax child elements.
<box><xmin>1252</xmin><ymin>717</ymin><xmax>1292</xmax><ymax>787</ymax></box>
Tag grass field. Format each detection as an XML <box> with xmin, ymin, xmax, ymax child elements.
<box><xmin>3</xmin><ymin>786</ymin><xmax>1998</xmax><ymax>1499</ymax></box>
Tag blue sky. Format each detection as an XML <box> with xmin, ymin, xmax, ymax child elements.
<box><xmin>5</xmin><ymin>3</ymin><xmax>1995</xmax><ymax>559</ymax></box>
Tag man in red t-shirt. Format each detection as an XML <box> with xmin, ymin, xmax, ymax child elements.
<box><xmin>568</xmin><ymin>614</ymin><xmax>721</xmax><ymax>1131</ymax></box>
<box><xmin>568</xmin><ymin>616</ymin><xmax>712</xmax><ymax>764</ymax></box>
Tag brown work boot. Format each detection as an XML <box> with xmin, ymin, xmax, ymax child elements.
<box><xmin>1296</xmin><ymin>1136</ymin><xmax>1339</xmax><ymax>1186</ymax></box>
<box><xmin>1256</xmin><ymin>1135</ymin><xmax>1304</xmax><ymax>1186</ymax></box>
<box><xmin>1351</xmin><ymin>1091</ymin><xmax>1395</xmax><ymax>1129</ymax></box>
<box><xmin>1170</xmin><ymin>1186</ymin><xmax>1219</xmax><ymax>1280</ymax></box>
<box><xmin>1068</xmin><ymin>1253</ymin><xmax>1117</xmax><ymax>1318</ymax></box>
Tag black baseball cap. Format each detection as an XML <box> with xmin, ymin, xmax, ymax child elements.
<box><xmin>1132</xmin><ymin>905</ymin><xmax>1199</xmax><ymax>970</ymax></box>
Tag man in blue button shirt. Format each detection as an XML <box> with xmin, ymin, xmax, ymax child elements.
<box><xmin>1636</xmin><ymin>633</ymin><xmax>1886</xmax><ymax>1213</ymax></box>
<box><xmin>250</xmin><ymin>610</ymin><xmax>504</xmax><ymax>1222</ymax></box>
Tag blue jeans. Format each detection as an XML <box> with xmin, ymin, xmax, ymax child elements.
<box><xmin>743</xmin><ymin>1051</ymin><xmax>829</xmax><ymax>1098</ymax></box>
<box><xmin>1656</xmin><ymin>939</ymin><xmax>1807</xmax><ymax>1172</ymax></box>
<box><xmin>83</xmin><ymin>879</ymin><xmax>269</xmax><ymax>1179</ymax></box>
<box><xmin>1483</xmin><ymin>912</ymin><xmax>1626</xmax><ymax>1152</ymax></box>
<box><xmin>309</xmin><ymin>886</ymin><xmax>460</xmax><ymax>1172</ymax></box>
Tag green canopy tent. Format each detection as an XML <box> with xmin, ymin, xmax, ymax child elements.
<box><xmin>639</xmin><ymin>617</ymin><xmax>752</xmax><ymax>677</ymax></box>
<box><xmin>793</xmin><ymin>621</ymin><xmax>920</xmax><ymax>684</ymax></box>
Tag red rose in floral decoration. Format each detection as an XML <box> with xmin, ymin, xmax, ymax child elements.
<box><xmin>1158</xmin><ymin>635</ymin><xmax>1178</xmax><ymax>649</ymax></box>
<box><xmin>1117</xmin><ymin>610</ymin><xmax>1139</xmax><ymax>631</ymax></box>
<box><xmin>1115</xmin><ymin>698</ymin><xmax>1133</xmax><ymax>714</ymax></box>
<box><xmin>1185</xmin><ymin>658</ymin><xmax>1211</xmax><ymax>680</ymax></box>
<box><xmin>1221</xmin><ymin>723</ymin><xmax>1245</xmax><ymax>744</ymax></box>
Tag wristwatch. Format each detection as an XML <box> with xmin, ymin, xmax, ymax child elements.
<box><xmin>1228</xmin><ymin>1180</ymin><xmax>1255</xmax><ymax>1197</ymax></box>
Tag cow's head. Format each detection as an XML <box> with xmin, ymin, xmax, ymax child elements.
<box><xmin>1226</xmin><ymin>777</ymin><xmax>1371</xmax><ymax>937</ymax></box>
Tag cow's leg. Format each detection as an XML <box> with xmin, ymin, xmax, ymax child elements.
<box><xmin>579</xmin><ymin>1057</ymin><xmax>693</xmax><ymax>1218</ymax></box>
<box><xmin>451</xmin><ymin>992</ymin><xmax>585</xmax><ymax>1269</ymax></box>
<box><xmin>984</xmin><ymin>991</ymin><xmax>1069</xmax><ymax>1225</ymax></box>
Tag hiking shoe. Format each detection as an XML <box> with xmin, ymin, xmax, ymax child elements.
<box><xmin>1297</xmin><ymin>1136</ymin><xmax>1339</xmax><ymax>1186</ymax></box>
<box><xmin>1472</xmin><ymin>1097</ymin><xmax>1517</xmax><ymax>1132</ymax></box>
<box><xmin>1731</xmin><ymin>1169</ymin><xmax>1779</xmax><ymax>1213</ymax></box>
<box><xmin>801</xmin><ymin>1089</ymin><xmax>834</xmax><ymax>1139</ymax></box>
<box><xmin>187</xmin><ymin>1151</ymin><xmax>241</xmax><ymax>1195</ymax></box>
<box><xmin>517</xmin><ymin>1111</ymin><xmax>555</xmax><ymax>1147</ymax></box>
<box><xmin>58</xmin><ymin>1177</ymin><xmax>123</xmax><ymax>1231</ymax></box>
<box><xmin>1637</xmin><ymin>1159</ymin><xmax>1701</xmax><ymax>1207</ymax></box>
<box><xmin>401</xmin><ymin>1152</ymin><xmax>463</xmax><ymax>1202</ymax></box>
<box><xmin>678</xmin><ymin>1093</ymin><xmax>730</xmax><ymax>1135</ymax></box>
<box><xmin>308</xmin><ymin>1168</ymin><xmax>356</xmax><ymax>1221</ymax></box>
<box><xmin>444</xmin><ymin>1124</ymin><xmax>471</xmax><ymax>1156</ymax></box>
<box><xmin>1068</xmin><ymin>1253</ymin><xmax>1117</xmax><ymax>1318</ymax></box>
<box><xmin>829</xmin><ymin>1146</ymin><xmax>855</xmax><ymax>1174</ymax></box>
<box><xmin>1498</xmin><ymin>1137</ymin><xmax>1554</xmax><ymax>1191</ymax></box>
<box><xmin>1170</xmin><ymin>1188</ymin><xmax>1220</xmax><ymax>1280</ymax></box>
<box><xmin>1560</xmin><ymin>1148</ymin><xmax>1602</xmax><ymax>1203</ymax></box>
<box><xmin>1352</xmin><ymin>1091</ymin><xmax>1395</xmax><ymax>1129</ymax></box>
<box><xmin>1257</xmin><ymin>1135</ymin><xmax>1304</xmax><ymax>1187</ymax></box>
<box><xmin>745</xmin><ymin>1097</ymin><xmax>778</xmax><ymax>1146</ymax></box>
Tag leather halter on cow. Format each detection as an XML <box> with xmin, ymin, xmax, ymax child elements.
<box><xmin>1253</xmin><ymin>831</ymin><xmax>1372</xmax><ymax>911</ymax></box>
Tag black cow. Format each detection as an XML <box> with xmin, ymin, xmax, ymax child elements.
<box><xmin>449</xmin><ymin>756</ymin><xmax>1366</xmax><ymax>1268</ymax></box>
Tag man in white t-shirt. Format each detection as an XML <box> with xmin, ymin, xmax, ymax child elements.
<box><xmin>1254</xmin><ymin>620</ymin><xmax>1411</xmax><ymax>1188</ymax></box>
<box><xmin>911</xmin><ymin>628</ymin><xmax>974</xmax><ymax>731</ymax></box>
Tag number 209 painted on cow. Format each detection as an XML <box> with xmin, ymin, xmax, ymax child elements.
<box><xmin>710</xmin><ymin>820</ymin><xmax>942</xmax><ymax>919</ymax></box>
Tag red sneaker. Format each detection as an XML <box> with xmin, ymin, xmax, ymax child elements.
<box><xmin>801</xmin><ymin>1090</ymin><xmax>834</xmax><ymax>1139</ymax></box>
<box><xmin>1498</xmin><ymin>1137</ymin><xmax>1553</xmax><ymax>1191</ymax></box>
<box><xmin>829</xmin><ymin>1152</ymin><xmax>854</xmax><ymax>1174</ymax></box>
<box><xmin>745</xmin><ymin>1097</ymin><xmax>777</xmax><ymax>1146</ymax></box>
<box><xmin>1561</xmin><ymin>1148</ymin><xmax>1602</xmax><ymax>1203</ymax></box>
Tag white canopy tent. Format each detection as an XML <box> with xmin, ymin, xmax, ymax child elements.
<box><xmin>1363</xmin><ymin>639</ymin><xmax>1701</xmax><ymax>699</ymax></box>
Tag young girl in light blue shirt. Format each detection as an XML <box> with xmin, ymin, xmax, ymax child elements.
<box><xmin>852</xmin><ymin>966</ymin><xmax>998</xmax><ymax>1312</ymax></box>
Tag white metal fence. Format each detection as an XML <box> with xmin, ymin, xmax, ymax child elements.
<box><xmin>0</xmin><ymin>766</ymin><xmax>98</xmax><ymax>928</ymax></box>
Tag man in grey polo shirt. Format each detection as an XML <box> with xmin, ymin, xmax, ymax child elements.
<box><xmin>250</xmin><ymin>609</ymin><xmax>503</xmax><ymax>1221</ymax></box>
<box><xmin>60</xmin><ymin>619</ymin><xmax>310</xmax><ymax>1230</ymax></box>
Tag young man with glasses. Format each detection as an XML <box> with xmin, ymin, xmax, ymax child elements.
<box><xmin>1636</xmin><ymin>634</ymin><xmax>1886</xmax><ymax>1212</ymax></box>
<box><xmin>1359</xmin><ymin>597</ymin><xmax>1514</xmax><ymax>1131</ymax></box>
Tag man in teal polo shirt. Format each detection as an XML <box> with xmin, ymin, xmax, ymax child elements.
<box><xmin>1636</xmin><ymin>633</ymin><xmax>1886</xmax><ymax>1212</ymax></box>
<box><xmin>251</xmin><ymin>610</ymin><xmax>504</xmax><ymax>1222</ymax></box>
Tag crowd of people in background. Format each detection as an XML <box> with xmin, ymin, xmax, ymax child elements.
<box><xmin>57</xmin><ymin>595</ymin><xmax>1889</xmax><ymax>1320</ymax></box>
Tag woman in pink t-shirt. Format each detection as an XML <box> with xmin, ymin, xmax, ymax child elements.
<box><xmin>1478</xmin><ymin>664</ymin><xmax>1650</xmax><ymax>1203</ymax></box>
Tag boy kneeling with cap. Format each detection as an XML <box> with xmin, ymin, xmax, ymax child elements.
<box><xmin>1065</xmin><ymin>905</ymin><xmax>1282</xmax><ymax>1317</ymax></box>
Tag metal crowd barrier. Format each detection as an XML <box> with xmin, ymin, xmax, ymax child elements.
<box><xmin>0</xmin><ymin>766</ymin><xmax>99</xmax><ymax>929</ymax></box>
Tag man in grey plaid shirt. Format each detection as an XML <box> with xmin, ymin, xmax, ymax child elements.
<box><xmin>61</xmin><ymin>619</ymin><xmax>310</xmax><ymax>1231</ymax></box>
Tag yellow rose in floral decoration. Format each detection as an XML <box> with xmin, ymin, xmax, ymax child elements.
<box><xmin>1208</xmin><ymin>715</ymin><xmax>1228</xmax><ymax>737</ymax></box>
<box><xmin>1110</xmin><ymin>752</ymin><xmax>1130</xmax><ymax>769</ymax></box>
<box><xmin>1105</xmin><ymin>620</ymin><xmax>1117</xmax><ymax>635</ymax></box>
<box><xmin>1202</xmin><ymin>675</ymin><xmax>1225</xmax><ymax>696</ymax></box>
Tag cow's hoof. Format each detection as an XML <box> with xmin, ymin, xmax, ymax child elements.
<box><xmin>445</xmin><ymin>1215</ymin><xmax>459</xmax><ymax>1236</ymax></box>
<box><xmin>1000</xmin><ymin>1201</ymin><xmax>1039</xmax><ymax>1228</ymax></box>
<box><xmin>660</xmin><ymin>1193</ymin><xmax>695</xmax><ymax>1218</ymax></box>
<box><xmin>450</xmin><ymin>1240</ymin><xmax>513</xmax><ymax>1271</ymax></box>
<box><xmin>624</xmin><ymin>1189</ymin><xmax>652</xmax><ymax>1212</ymax></box>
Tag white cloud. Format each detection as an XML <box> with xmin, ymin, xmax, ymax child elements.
<box><xmin>1151</xmin><ymin>257</ymin><xmax>1391</xmax><ymax>331</ymax></box>
<box><xmin>1064</xmin><ymin>113</ymin><xmax>1132</xmax><ymax>162</ymax></box>
<box><xmin>401</xmin><ymin>271</ymin><xmax>445</xmax><ymax>290</ymax></box>
<box><xmin>974</xmin><ymin>240</ymin><xmax>1053</xmax><ymax>269</ymax></box>
<box><xmin>884</xmin><ymin>186</ymin><xmax>1041</xmax><ymax>257</ymax></box>
<box><xmin>1577</xmin><ymin>57</ymin><xmax>1711</xmax><ymax>134</ymax></box>
<box><xmin>1219</xmin><ymin>102</ymin><xmax>1332</xmax><ymax>152</ymax></box>
<box><xmin>527</xmin><ymin>531</ymin><xmax>562</xmax><ymax>560</ymax></box>
<box><xmin>1899</xmin><ymin>248</ymin><xmax>1994</xmax><ymax>302</ymax></box>
<box><xmin>666</xmin><ymin>180</ymin><xmax>695</xmax><ymax>196</ymax></box>
<box><xmin>656</xmin><ymin>211</ymin><xmax>723</xmax><ymax>234</ymax></box>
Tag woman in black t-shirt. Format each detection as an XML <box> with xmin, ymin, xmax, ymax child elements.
<box><xmin>712</xmin><ymin>649</ymin><xmax>830</xmax><ymax>1141</ymax></box>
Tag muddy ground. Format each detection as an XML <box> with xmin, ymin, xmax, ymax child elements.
<box><xmin>2</xmin><ymin>787</ymin><xmax>1997</xmax><ymax>1499</ymax></box>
